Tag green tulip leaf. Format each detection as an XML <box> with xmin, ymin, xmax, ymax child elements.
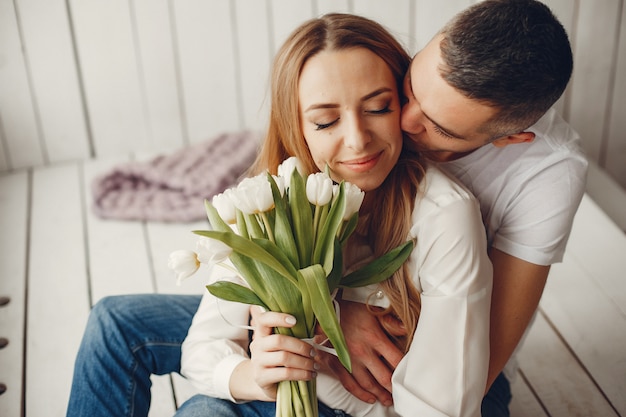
<box><xmin>341</xmin><ymin>240</ymin><xmax>414</xmax><ymax>288</ymax></box>
<box><xmin>313</xmin><ymin>182</ymin><xmax>346</xmax><ymax>272</ymax></box>
<box><xmin>206</xmin><ymin>281</ymin><xmax>267</xmax><ymax>309</ymax></box>
<box><xmin>289</xmin><ymin>170</ymin><xmax>313</xmax><ymax>267</ymax></box>
<box><xmin>193</xmin><ymin>230</ymin><xmax>295</xmax><ymax>284</ymax></box>
<box><xmin>299</xmin><ymin>264</ymin><xmax>351</xmax><ymax>372</ymax></box>
<box><xmin>267</xmin><ymin>173</ymin><xmax>300</xmax><ymax>269</ymax></box>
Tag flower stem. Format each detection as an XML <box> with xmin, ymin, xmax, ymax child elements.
<box><xmin>298</xmin><ymin>379</ymin><xmax>316</xmax><ymax>417</ymax></box>
<box><xmin>260</xmin><ymin>212</ymin><xmax>275</xmax><ymax>243</ymax></box>
<box><xmin>312</xmin><ymin>205</ymin><xmax>321</xmax><ymax>244</ymax></box>
<box><xmin>215</xmin><ymin>262</ymin><xmax>240</xmax><ymax>275</ymax></box>
<box><xmin>292</xmin><ymin>381</ymin><xmax>305</xmax><ymax>417</ymax></box>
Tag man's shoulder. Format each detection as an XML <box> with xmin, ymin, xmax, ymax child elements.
<box><xmin>529</xmin><ymin>108</ymin><xmax>585</xmax><ymax>155</ymax></box>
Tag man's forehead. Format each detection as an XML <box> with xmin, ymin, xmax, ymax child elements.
<box><xmin>407</xmin><ymin>39</ymin><xmax>438</xmax><ymax>86</ymax></box>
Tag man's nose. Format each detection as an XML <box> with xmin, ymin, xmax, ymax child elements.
<box><xmin>401</xmin><ymin>100</ymin><xmax>425</xmax><ymax>134</ymax></box>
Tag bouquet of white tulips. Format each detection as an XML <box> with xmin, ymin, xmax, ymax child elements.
<box><xmin>169</xmin><ymin>157</ymin><xmax>413</xmax><ymax>417</ymax></box>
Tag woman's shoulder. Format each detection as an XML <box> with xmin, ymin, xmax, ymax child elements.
<box><xmin>416</xmin><ymin>163</ymin><xmax>477</xmax><ymax>209</ymax></box>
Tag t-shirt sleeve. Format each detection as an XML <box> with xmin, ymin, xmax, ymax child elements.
<box><xmin>492</xmin><ymin>154</ymin><xmax>587</xmax><ymax>265</ymax></box>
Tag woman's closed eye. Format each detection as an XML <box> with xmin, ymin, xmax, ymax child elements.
<box><xmin>314</xmin><ymin>118</ymin><xmax>339</xmax><ymax>130</ymax></box>
<box><xmin>366</xmin><ymin>105</ymin><xmax>392</xmax><ymax>115</ymax></box>
<box><xmin>312</xmin><ymin>102</ymin><xmax>393</xmax><ymax>130</ymax></box>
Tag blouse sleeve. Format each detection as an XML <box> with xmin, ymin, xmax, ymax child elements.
<box><xmin>392</xmin><ymin>178</ymin><xmax>493</xmax><ymax>417</ymax></box>
<box><xmin>180</xmin><ymin>279</ymin><xmax>252</xmax><ymax>402</ymax></box>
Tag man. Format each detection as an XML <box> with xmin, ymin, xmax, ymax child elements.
<box><xmin>326</xmin><ymin>1</ymin><xmax>587</xmax><ymax>416</ymax></box>
<box><xmin>66</xmin><ymin>1</ymin><xmax>587</xmax><ymax>416</ymax></box>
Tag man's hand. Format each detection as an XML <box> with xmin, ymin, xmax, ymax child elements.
<box><xmin>316</xmin><ymin>300</ymin><xmax>405</xmax><ymax>406</ymax></box>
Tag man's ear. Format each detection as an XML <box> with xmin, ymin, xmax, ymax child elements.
<box><xmin>491</xmin><ymin>132</ymin><xmax>536</xmax><ymax>148</ymax></box>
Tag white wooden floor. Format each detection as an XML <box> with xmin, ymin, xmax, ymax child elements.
<box><xmin>0</xmin><ymin>156</ymin><xmax>625</xmax><ymax>417</ymax></box>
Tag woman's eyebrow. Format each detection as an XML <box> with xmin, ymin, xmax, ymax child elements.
<box><xmin>304</xmin><ymin>87</ymin><xmax>393</xmax><ymax>113</ymax></box>
<box><xmin>361</xmin><ymin>87</ymin><xmax>393</xmax><ymax>102</ymax></box>
<box><xmin>304</xmin><ymin>103</ymin><xmax>339</xmax><ymax>112</ymax></box>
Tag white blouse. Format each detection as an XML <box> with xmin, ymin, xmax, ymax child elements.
<box><xmin>180</xmin><ymin>164</ymin><xmax>493</xmax><ymax>417</ymax></box>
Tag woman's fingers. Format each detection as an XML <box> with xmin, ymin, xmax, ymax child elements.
<box><xmin>251</xmin><ymin>349</ymin><xmax>318</xmax><ymax>386</ymax></box>
<box><xmin>250</xmin><ymin>306</ymin><xmax>297</xmax><ymax>337</ymax></box>
<box><xmin>250</xmin><ymin>332</ymin><xmax>317</xmax><ymax>368</ymax></box>
<box><xmin>248</xmin><ymin>305</ymin><xmax>319</xmax><ymax>389</ymax></box>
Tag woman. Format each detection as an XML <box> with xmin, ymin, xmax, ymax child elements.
<box><xmin>176</xmin><ymin>13</ymin><xmax>492</xmax><ymax>417</ymax></box>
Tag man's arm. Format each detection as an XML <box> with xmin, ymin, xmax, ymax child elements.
<box><xmin>486</xmin><ymin>247</ymin><xmax>549</xmax><ymax>390</ymax></box>
<box><xmin>320</xmin><ymin>248</ymin><xmax>550</xmax><ymax>402</ymax></box>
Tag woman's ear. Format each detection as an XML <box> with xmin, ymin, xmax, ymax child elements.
<box><xmin>492</xmin><ymin>132</ymin><xmax>536</xmax><ymax>148</ymax></box>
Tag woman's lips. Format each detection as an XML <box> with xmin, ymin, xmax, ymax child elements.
<box><xmin>341</xmin><ymin>151</ymin><xmax>383</xmax><ymax>173</ymax></box>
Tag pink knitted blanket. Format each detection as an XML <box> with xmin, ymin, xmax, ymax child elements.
<box><xmin>92</xmin><ymin>131</ymin><xmax>261</xmax><ymax>222</ymax></box>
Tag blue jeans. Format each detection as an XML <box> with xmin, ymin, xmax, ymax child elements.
<box><xmin>66</xmin><ymin>294</ymin><xmax>202</xmax><ymax>417</ymax></box>
<box><xmin>174</xmin><ymin>395</ymin><xmax>350</xmax><ymax>417</ymax></box>
<box><xmin>482</xmin><ymin>372</ymin><xmax>511</xmax><ymax>417</ymax></box>
<box><xmin>66</xmin><ymin>294</ymin><xmax>511</xmax><ymax>416</ymax></box>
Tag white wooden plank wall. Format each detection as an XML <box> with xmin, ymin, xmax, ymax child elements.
<box><xmin>1</xmin><ymin>0</ymin><xmax>625</xmax><ymax>192</ymax></box>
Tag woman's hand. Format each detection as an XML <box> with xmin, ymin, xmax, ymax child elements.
<box><xmin>230</xmin><ymin>306</ymin><xmax>318</xmax><ymax>401</ymax></box>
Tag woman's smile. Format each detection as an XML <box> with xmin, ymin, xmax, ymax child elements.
<box><xmin>340</xmin><ymin>151</ymin><xmax>384</xmax><ymax>173</ymax></box>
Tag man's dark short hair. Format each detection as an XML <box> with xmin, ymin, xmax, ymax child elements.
<box><xmin>440</xmin><ymin>0</ymin><xmax>573</xmax><ymax>135</ymax></box>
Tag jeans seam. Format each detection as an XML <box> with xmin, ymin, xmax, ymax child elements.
<box><xmin>128</xmin><ymin>360</ymin><xmax>139</xmax><ymax>417</ymax></box>
<box><xmin>126</xmin><ymin>341</ymin><xmax>183</xmax><ymax>416</ymax></box>
<box><xmin>130</xmin><ymin>340</ymin><xmax>183</xmax><ymax>352</ymax></box>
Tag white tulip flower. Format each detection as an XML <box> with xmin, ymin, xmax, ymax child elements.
<box><xmin>212</xmin><ymin>189</ymin><xmax>237</xmax><ymax>224</ymax></box>
<box><xmin>168</xmin><ymin>250</ymin><xmax>200</xmax><ymax>285</ymax></box>
<box><xmin>229</xmin><ymin>174</ymin><xmax>274</xmax><ymax>214</ymax></box>
<box><xmin>277</xmin><ymin>156</ymin><xmax>304</xmax><ymax>187</ymax></box>
<box><xmin>195</xmin><ymin>236</ymin><xmax>232</xmax><ymax>268</ymax></box>
<box><xmin>306</xmin><ymin>172</ymin><xmax>334</xmax><ymax>206</ymax></box>
<box><xmin>341</xmin><ymin>181</ymin><xmax>365</xmax><ymax>220</ymax></box>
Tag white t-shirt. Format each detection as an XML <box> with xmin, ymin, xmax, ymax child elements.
<box><xmin>439</xmin><ymin>107</ymin><xmax>588</xmax><ymax>379</ymax></box>
<box><xmin>181</xmin><ymin>165</ymin><xmax>493</xmax><ymax>417</ymax></box>
<box><xmin>440</xmin><ymin>107</ymin><xmax>588</xmax><ymax>266</ymax></box>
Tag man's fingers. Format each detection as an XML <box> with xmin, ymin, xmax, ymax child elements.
<box><xmin>316</xmin><ymin>351</ymin><xmax>378</xmax><ymax>404</ymax></box>
<box><xmin>368</xmin><ymin>335</ymin><xmax>404</xmax><ymax>370</ymax></box>
<box><xmin>348</xmin><ymin>359</ymin><xmax>394</xmax><ymax>406</ymax></box>
<box><xmin>379</xmin><ymin>313</ymin><xmax>407</xmax><ymax>338</ymax></box>
<box><xmin>316</xmin><ymin>348</ymin><xmax>393</xmax><ymax>406</ymax></box>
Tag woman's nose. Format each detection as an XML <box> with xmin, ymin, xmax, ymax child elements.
<box><xmin>343</xmin><ymin>116</ymin><xmax>370</xmax><ymax>151</ymax></box>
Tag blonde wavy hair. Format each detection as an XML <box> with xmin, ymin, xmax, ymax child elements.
<box><xmin>250</xmin><ymin>13</ymin><xmax>425</xmax><ymax>352</ymax></box>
